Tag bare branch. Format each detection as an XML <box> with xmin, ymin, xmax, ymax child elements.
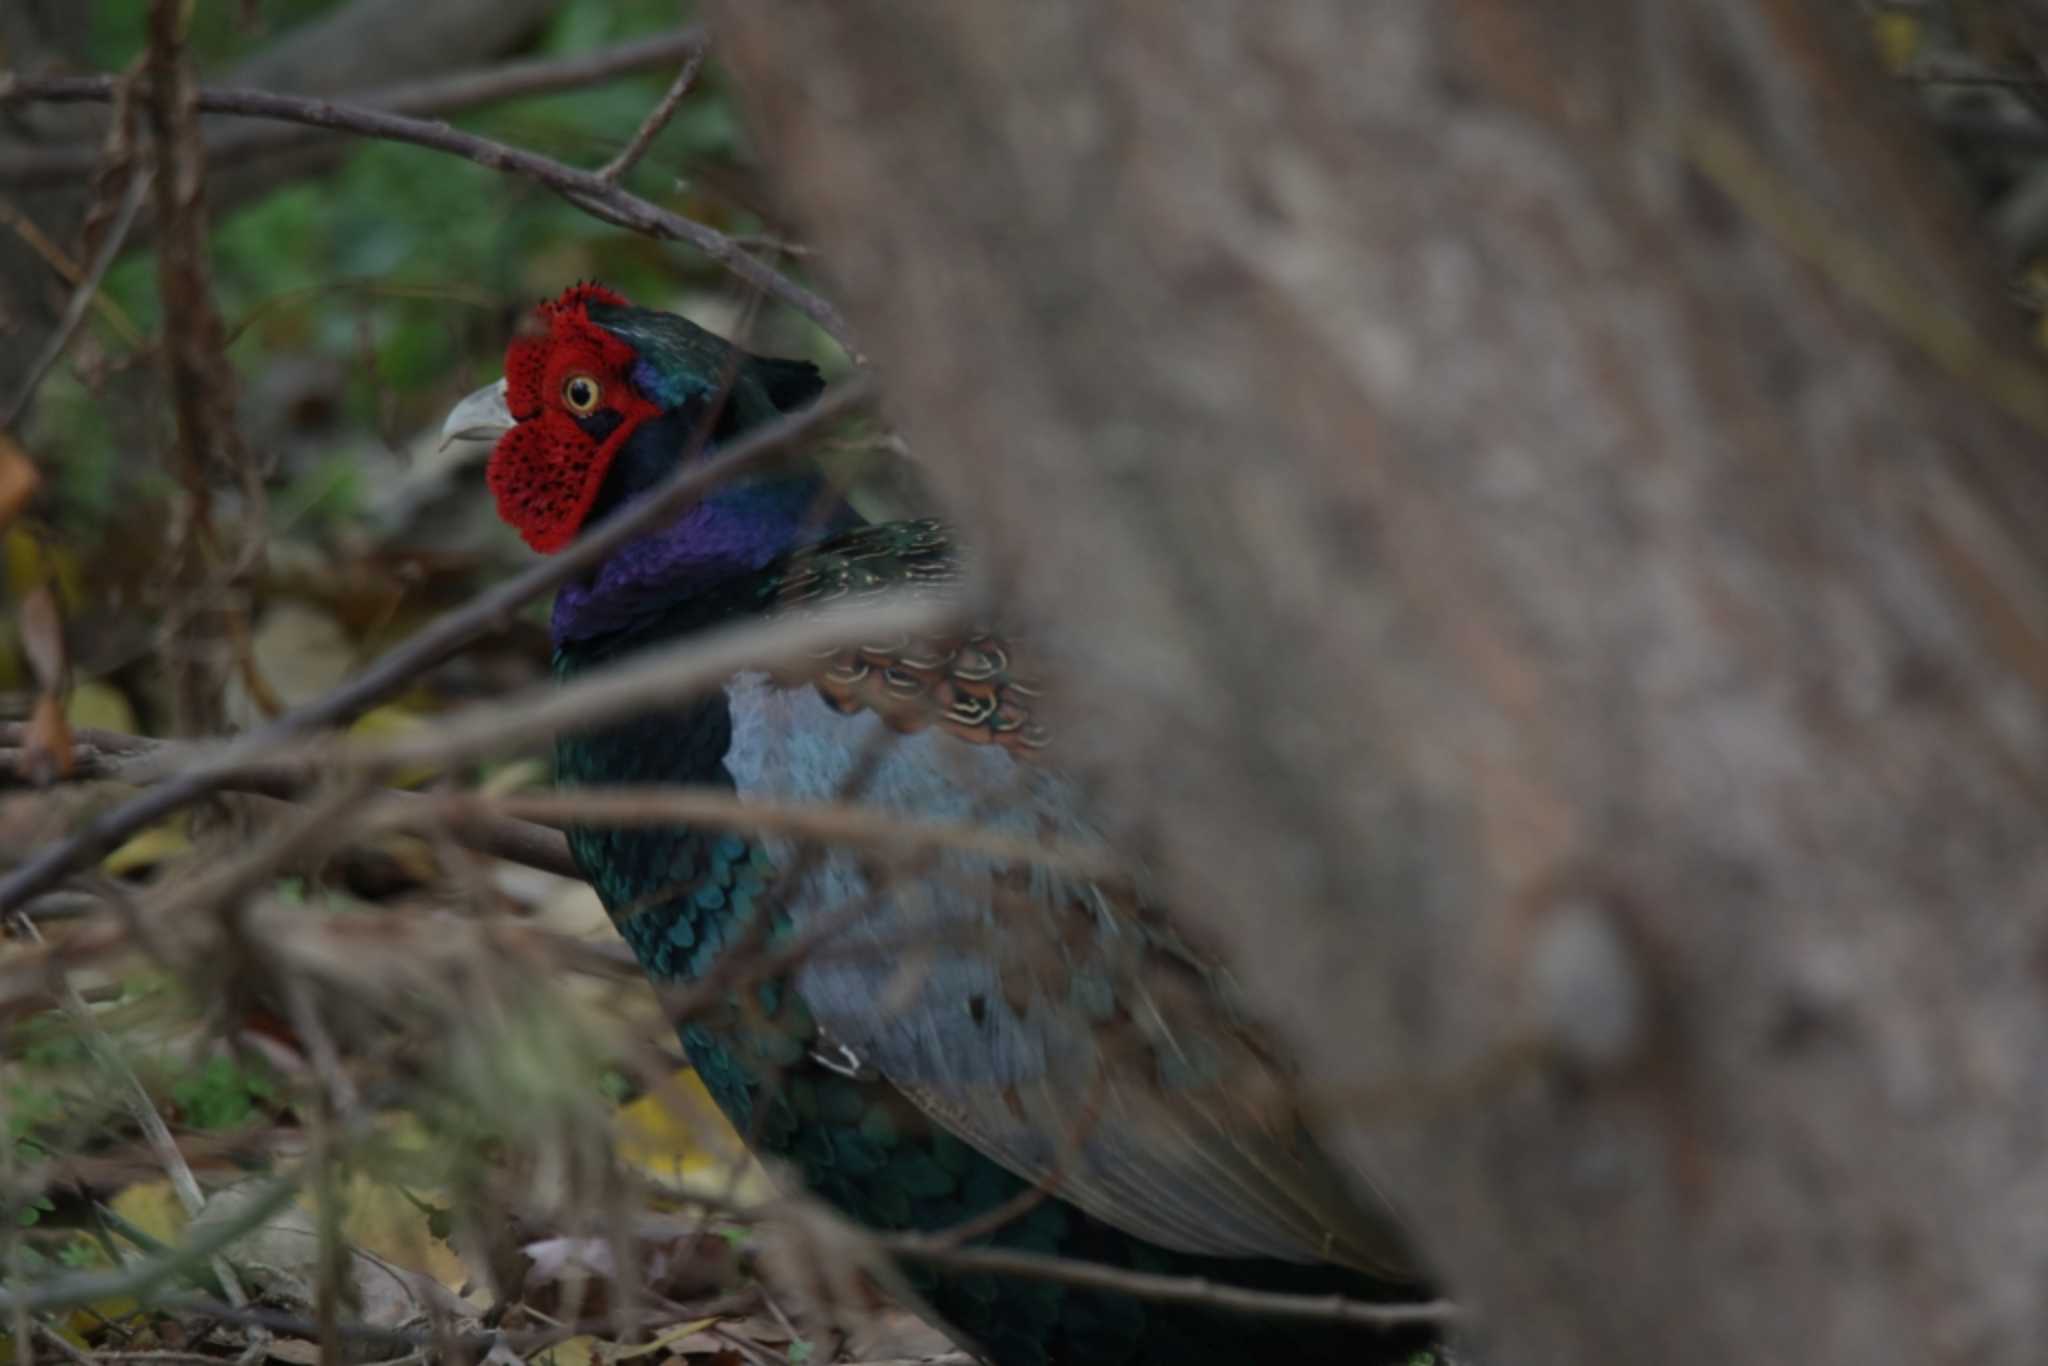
<box><xmin>336</xmin><ymin>597</ymin><xmax>955</xmax><ymax>777</ymax></box>
<box><xmin>878</xmin><ymin>1236</ymin><xmax>1459</xmax><ymax>1330</ymax></box>
<box><xmin>385</xmin><ymin>786</ymin><xmax>1120</xmax><ymax>879</ymax></box>
<box><xmin>0</xmin><ymin>167</ymin><xmax>147</xmax><ymax>432</ymax></box>
<box><xmin>15</xmin><ymin>915</ymin><xmax>253</xmax><ymax>1310</ymax></box>
<box><xmin>140</xmin><ymin>782</ymin><xmax>380</xmax><ymax>935</ymax></box>
<box><xmin>599</xmin><ymin>49</ymin><xmax>705</xmax><ymax>186</ymax></box>
<box><xmin>0</xmin><ymin>1177</ymin><xmax>297</xmax><ymax>1314</ymax></box>
<box><xmin>0</xmin><ymin>725</ymin><xmax>584</xmax><ymax>879</ymax></box>
<box><xmin>1</xmin><ymin>729</ymin><xmax>1111</xmax><ymax>883</ymax></box>
<box><xmin>0</xmin><ymin>28</ymin><xmax>708</xmax><ymax>190</ymax></box>
<box><xmin>0</xmin><ymin>375</ymin><xmax>873</xmax><ymax>915</ymax></box>
<box><xmin>0</xmin><ymin>74</ymin><xmax>855</xmax><ymax>354</ymax></box>
<box><xmin>428</xmin><ymin>797</ymin><xmax>582</xmax><ymax>880</ymax></box>
<box><xmin>144</xmin><ymin>0</ymin><xmax>253</xmax><ymax>733</ymax></box>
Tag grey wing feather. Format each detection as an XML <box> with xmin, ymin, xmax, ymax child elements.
<box><xmin>723</xmin><ymin>675</ymin><xmax>1411</xmax><ymax>1280</ymax></box>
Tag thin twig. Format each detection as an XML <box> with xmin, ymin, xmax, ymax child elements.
<box><xmin>14</xmin><ymin>916</ymin><xmax>253</xmax><ymax>1310</ymax></box>
<box><xmin>0</xmin><ymin>724</ymin><xmax>584</xmax><ymax>880</ymax></box>
<box><xmin>0</xmin><ymin>194</ymin><xmax>85</xmax><ymax>280</ymax></box>
<box><xmin>2</xmin><ymin>76</ymin><xmax>855</xmax><ymax>353</ymax></box>
<box><xmin>921</xmin><ymin>1067</ymin><xmax>1108</xmax><ymax>1250</ymax></box>
<box><xmin>390</xmin><ymin>787</ymin><xmax>1120</xmax><ymax>879</ymax></box>
<box><xmin>325</xmin><ymin>597</ymin><xmax>954</xmax><ymax>776</ymax></box>
<box><xmin>0</xmin><ymin>724</ymin><xmax>552</xmax><ymax>843</ymax></box>
<box><xmin>0</xmin><ymin>168</ymin><xmax>150</xmax><ymax>433</ymax></box>
<box><xmin>0</xmin><ymin>1177</ymin><xmax>297</xmax><ymax>1314</ymax></box>
<box><xmin>878</xmin><ymin>1236</ymin><xmax>1459</xmax><ymax>1329</ymax></box>
<box><xmin>1904</xmin><ymin>67</ymin><xmax>2048</xmax><ymax>88</ymax></box>
<box><xmin>168</xmin><ymin>1294</ymin><xmax>753</xmax><ymax>1357</ymax></box>
<box><xmin>0</xmin><ymin>29</ymin><xmax>708</xmax><ymax>189</ymax></box>
<box><xmin>280</xmin><ymin>973</ymin><xmax>361</xmax><ymax>1127</ymax></box>
<box><xmin>29</xmin><ymin>1321</ymin><xmax>94</xmax><ymax>1366</ymax></box>
<box><xmin>599</xmin><ymin>49</ymin><xmax>705</xmax><ymax>185</ymax></box>
<box><xmin>646</xmin><ymin>883</ymin><xmax>951</xmax><ymax>1043</ymax></box>
<box><xmin>0</xmin><ymin>375</ymin><xmax>873</xmax><ymax>916</ymax></box>
<box><xmin>137</xmin><ymin>781</ymin><xmax>379</xmax><ymax>933</ymax></box>
<box><xmin>145</xmin><ymin>0</ymin><xmax>249</xmax><ymax>735</ymax></box>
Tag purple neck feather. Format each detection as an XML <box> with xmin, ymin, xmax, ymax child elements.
<box><xmin>550</xmin><ymin>477</ymin><xmax>837</xmax><ymax>644</ymax></box>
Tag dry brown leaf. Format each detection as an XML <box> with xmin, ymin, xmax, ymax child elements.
<box><xmin>754</xmin><ymin>1200</ymin><xmax>917</xmax><ymax>1353</ymax></box>
<box><xmin>17</xmin><ymin>584</ymin><xmax>66</xmax><ymax>692</ymax></box>
<box><xmin>0</xmin><ymin>435</ymin><xmax>40</xmax><ymax>533</ymax></box>
<box><xmin>843</xmin><ymin>1307</ymin><xmax>958</xmax><ymax>1361</ymax></box>
<box><xmin>225</xmin><ymin>602</ymin><xmax>353</xmax><ymax>728</ymax></box>
<box><xmin>20</xmin><ymin>692</ymin><xmax>73</xmax><ymax>784</ymax></box>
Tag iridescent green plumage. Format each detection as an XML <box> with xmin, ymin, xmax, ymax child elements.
<box><xmin>553</xmin><ymin>525</ymin><xmax>1430</xmax><ymax>1365</ymax></box>
<box><xmin>507</xmin><ymin>295</ymin><xmax>1434</xmax><ymax>1364</ymax></box>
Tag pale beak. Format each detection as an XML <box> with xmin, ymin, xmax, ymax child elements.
<box><xmin>439</xmin><ymin>377</ymin><xmax>514</xmax><ymax>450</ymax></box>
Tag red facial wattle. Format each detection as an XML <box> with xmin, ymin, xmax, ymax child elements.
<box><xmin>486</xmin><ymin>284</ymin><xmax>660</xmax><ymax>553</ymax></box>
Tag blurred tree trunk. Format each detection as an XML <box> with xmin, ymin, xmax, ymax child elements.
<box><xmin>708</xmin><ymin>2</ymin><xmax>2048</xmax><ymax>1362</ymax></box>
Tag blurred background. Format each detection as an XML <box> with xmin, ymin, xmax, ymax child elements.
<box><xmin>0</xmin><ymin>4</ymin><xmax>880</xmax><ymax>1362</ymax></box>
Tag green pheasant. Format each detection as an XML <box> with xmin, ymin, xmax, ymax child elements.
<box><xmin>450</xmin><ymin>283</ymin><xmax>1434</xmax><ymax>1365</ymax></box>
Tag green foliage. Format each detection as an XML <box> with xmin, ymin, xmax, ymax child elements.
<box><xmin>14</xmin><ymin>1010</ymin><xmax>90</xmax><ymax>1071</ymax></box>
<box><xmin>5</xmin><ymin>1081</ymin><xmax>63</xmax><ymax>1136</ymax></box>
<box><xmin>6</xmin><ymin>1080</ymin><xmax>61</xmax><ymax>1226</ymax></box>
<box><xmin>56</xmin><ymin>1238</ymin><xmax>99</xmax><ymax>1268</ymax></box>
<box><xmin>168</xmin><ymin>1055</ymin><xmax>278</xmax><ymax>1131</ymax></box>
<box><xmin>31</xmin><ymin>0</ymin><xmax>808</xmax><ymax>540</ymax></box>
<box><xmin>596</xmin><ymin>1068</ymin><xmax>633</xmax><ymax>1104</ymax></box>
<box><xmin>87</xmin><ymin>0</ymin><xmax>341</xmax><ymax>70</ymax></box>
<box><xmin>13</xmin><ymin>1192</ymin><xmax>55</xmax><ymax>1229</ymax></box>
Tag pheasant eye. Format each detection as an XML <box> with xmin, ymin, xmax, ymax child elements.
<box><xmin>561</xmin><ymin>374</ymin><xmax>602</xmax><ymax>415</ymax></box>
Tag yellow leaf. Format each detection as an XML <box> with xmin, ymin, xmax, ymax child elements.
<box><xmin>67</xmin><ymin>680</ymin><xmax>139</xmax><ymax>734</ymax></box>
<box><xmin>347</xmin><ymin>705</ymin><xmax>438</xmax><ymax>788</ymax></box>
<box><xmin>110</xmin><ymin>1177</ymin><xmax>189</xmax><ymax>1244</ymax></box>
<box><xmin>1871</xmin><ymin>11</ymin><xmax>1920</xmax><ymax>72</ymax></box>
<box><xmin>14</xmin><ymin>1240</ymin><xmax>127</xmax><ymax>1346</ymax></box>
<box><xmin>616</xmin><ymin>1070</ymin><xmax>768</xmax><ymax>1205</ymax></box>
<box><xmin>603</xmin><ymin>1317</ymin><xmax>718</xmax><ymax>1361</ymax></box>
<box><xmin>479</xmin><ymin>756</ymin><xmax>550</xmax><ymax>796</ymax></box>
<box><xmin>368</xmin><ymin>830</ymin><xmax>442</xmax><ymax>883</ymax></box>
<box><xmin>53</xmin><ymin>1311</ymin><xmax>101</xmax><ymax>1350</ymax></box>
<box><xmin>324</xmin><ymin>1172</ymin><xmax>469</xmax><ymax>1293</ymax></box>
<box><xmin>3</xmin><ymin>527</ymin><xmax>82</xmax><ymax>606</ymax></box>
<box><xmin>536</xmin><ymin>1336</ymin><xmax>602</xmax><ymax>1366</ymax></box>
<box><xmin>103</xmin><ymin>821</ymin><xmax>192</xmax><ymax>877</ymax></box>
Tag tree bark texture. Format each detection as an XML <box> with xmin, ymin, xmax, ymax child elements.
<box><xmin>707</xmin><ymin>3</ymin><xmax>2048</xmax><ymax>1363</ymax></box>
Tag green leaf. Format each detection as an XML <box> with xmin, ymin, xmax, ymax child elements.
<box><xmin>169</xmin><ymin>1056</ymin><xmax>277</xmax><ymax>1131</ymax></box>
